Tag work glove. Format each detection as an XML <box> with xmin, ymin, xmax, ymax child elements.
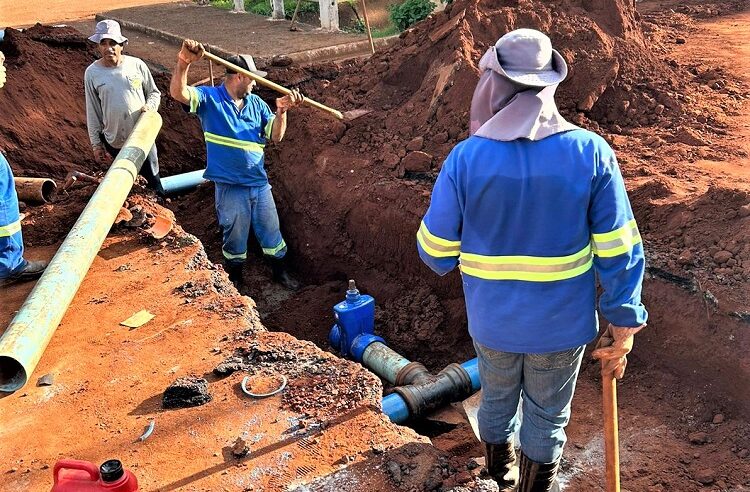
<box><xmin>591</xmin><ymin>323</ymin><xmax>644</xmax><ymax>379</ymax></box>
<box><xmin>275</xmin><ymin>89</ymin><xmax>305</xmax><ymax>114</ymax></box>
<box><xmin>178</xmin><ymin>39</ymin><xmax>204</xmax><ymax>65</ymax></box>
<box><xmin>92</xmin><ymin>145</ymin><xmax>109</xmax><ymax>164</ymax></box>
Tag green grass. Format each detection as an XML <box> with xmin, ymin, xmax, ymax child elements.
<box><xmin>343</xmin><ymin>18</ymin><xmax>399</xmax><ymax>39</ymax></box>
<box><xmin>209</xmin><ymin>0</ymin><xmax>396</xmax><ymax>37</ymax></box>
<box><xmin>372</xmin><ymin>24</ymin><xmax>399</xmax><ymax>38</ymax></box>
<box><xmin>208</xmin><ymin>0</ymin><xmax>318</xmax><ymax>17</ymax></box>
<box><xmin>209</xmin><ymin>0</ymin><xmax>236</xmax><ymax>10</ymax></box>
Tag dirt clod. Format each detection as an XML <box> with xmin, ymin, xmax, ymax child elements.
<box><xmin>162</xmin><ymin>376</ymin><xmax>212</xmax><ymax>409</ymax></box>
<box><xmin>689</xmin><ymin>431</ymin><xmax>709</xmax><ymax>445</ymax></box>
<box><xmin>213</xmin><ymin>356</ymin><xmax>249</xmax><ymax>376</ymax></box>
<box><xmin>231</xmin><ymin>437</ymin><xmax>250</xmax><ymax>458</ymax></box>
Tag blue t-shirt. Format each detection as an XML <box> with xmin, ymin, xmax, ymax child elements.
<box><xmin>188</xmin><ymin>85</ymin><xmax>275</xmax><ymax>186</ymax></box>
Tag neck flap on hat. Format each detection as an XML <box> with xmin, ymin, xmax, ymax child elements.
<box><xmin>469</xmin><ymin>47</ymin><xmax>578</xmax><ymax>142</ymax></box>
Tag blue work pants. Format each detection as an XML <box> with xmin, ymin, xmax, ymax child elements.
<box><xmin>215</xmin><ymin>183</ymin><xmax>287</xmax><ymax>265</ymax></box>
<box><xmin>0</xmin><ymin>153</ymin><xmax>26</xmax><ymax>278</ymax></box>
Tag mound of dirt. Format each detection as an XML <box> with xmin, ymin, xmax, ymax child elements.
<box><xmin>283</xmin><ymin>0</ymin><xmax>705</xmax><ymax>173</ymax></box>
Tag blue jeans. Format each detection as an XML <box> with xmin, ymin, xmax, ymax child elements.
<box><xmin>474</xmin><ymin>341</ymin><xmax>585</xmax><ymax>463</ymax></box>
<box><xmin>215</xmin><ymin>183</ymin><xmax>287</xmax><ymax>264</ymax></box>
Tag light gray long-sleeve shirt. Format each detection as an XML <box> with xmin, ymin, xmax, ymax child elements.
<box><xmin>84</xmin><ymin>55</ymin><xmax>161</xmax><ymax>149</ymax></box>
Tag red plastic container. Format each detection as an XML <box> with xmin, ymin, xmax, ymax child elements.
<box><xmin>51</xmin><ymin>459</ymin><xmax>138</xmax><ymax>491</ymax></box>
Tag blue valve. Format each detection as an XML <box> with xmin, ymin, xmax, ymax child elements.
<box><xmin>328</xmin><ymin>280</ymin><xmax>383</xmax><ymax>361</ymax></box>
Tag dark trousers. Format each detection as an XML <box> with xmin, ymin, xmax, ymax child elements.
<box><xmin>101</xmin><ymin>137</ymin><xmax>164</xmax><ymax>195</ymax></box>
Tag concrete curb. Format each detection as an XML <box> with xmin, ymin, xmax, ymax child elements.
<box><xmin>98</xmin><ymin>14</ymin><xmax>399</xmax><ymax>67</ymax></box>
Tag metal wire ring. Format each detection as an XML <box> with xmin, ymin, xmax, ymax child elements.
<box><xmin>241</xmin><ymin>374</ymin><xmax>287</xmax><ymax>398</ymax></box>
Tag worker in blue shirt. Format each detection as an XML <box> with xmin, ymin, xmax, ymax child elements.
<box><xmin>169</xmin><ymin>40</ymin><xmax>304</xmax><ymax>291</ymax></box>
<box><xmin>417</xmin><ymin>29</ymin><xmax>647</xmax><ymax>491</ymax></box>
<box><xmin>0</xmin><ymin>50</ymin><xmax>47</xmax><ymax>287</ymax></box>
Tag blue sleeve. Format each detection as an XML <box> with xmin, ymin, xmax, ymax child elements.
<box><xmin>417</xmin><ymin>150</ymin><xmax>462</xmax><ymax>276</ymax></box>
<box><xmin>589</xmin><ymin>145</ymin><xmax>648</xmax><ymax>328</ymax></box>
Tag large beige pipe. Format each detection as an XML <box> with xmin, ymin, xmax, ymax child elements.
<box><xmin>0</xmin><ymin>112</ymin><xmax>163</xmax><ymax>392</ymax></box>
<box><xmin>14</xmin><ymin>177</ymin><xmax>57</xmax><ymax>203</ymax></box>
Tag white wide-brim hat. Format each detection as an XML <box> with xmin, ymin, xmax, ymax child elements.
<box><xmin>88</xmin><ymin>20</ymin><xmax>128</xmax><ymax>45</ymax></box>
<box><xmin>492</xmin><ymin>28</ymin><xmax>567</xmax><ymax>87</ymax></box>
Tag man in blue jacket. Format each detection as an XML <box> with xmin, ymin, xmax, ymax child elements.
<box><xmin>0</xmin><ymin>50</ymin><xmax>47</xmax><ymax>287</ymax></box>
<box><xmin>169</xmin><ymin>40</ymin><xmax>304</xmax><ymax>291</ymax></box>
<box><xmin>417</xmin><ymin>29</ymin><xmax>647</xmax><ymax>491</ymax></box>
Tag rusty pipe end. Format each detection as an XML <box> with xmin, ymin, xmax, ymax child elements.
<box><xmin>14</xmin><ymin>177</ymin><xmax>57</xmax><ymax>204</ymax></box>
<box><xmin>40</xmin><ymin>179</ymin><xmax>57</xmax><ymax>203</ymax></box>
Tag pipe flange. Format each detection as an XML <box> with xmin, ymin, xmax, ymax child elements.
<box><xmin>395</xmin><ymin>361</ymin><xmax>432</xmax><ymax>386</ymax></box>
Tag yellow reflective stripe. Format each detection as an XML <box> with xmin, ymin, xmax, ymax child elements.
<box><xmin>417</xmin><ymin>228</ymin><xmax>460</xmax><ymax>258</ymax></box>
<box><xmin>0</xmin><ymin>219</ymin><xmax>21</xmax><ymax>237</ymax></box>
<box><xmin>264</xmin><ymin>116</ymin><xmax>275</xmax><ymax>139</ymax></box>
<box><xmin>592</xmin><ymin>219</ymin><xmax>638</xmax><ymax>242</ymax></box>
<box><xmin>592</xmin><ymin>219</ymin><xmax>641</xmax><ymax>258</ymax></box>
<box><xmin>419</xmin><ymin>221</ymin><xmax>460</xmax><ymax>248</ymax></box>
<box><xmin>460</xmin><ymin>257</ymin><xmax>593</xmax><ymax>281</ymax></box>
<box><xmin>458</xmin><ymin>244</ymin><xmax>593</xmax><ymax>282</ymax></box>
<box><xmin>222</xmin><ymin>248</ymin><xmax>247</xmax><ymax>260</ymax></box>
<box><xmin>460</xmin><ymin>244</ymin><xmax>591</xmax><ymax>265</ymax></box>
<box><xmin>262</xmin><ymin>239</ymin><xmax>286</xmax><ymax>256</ymax></box>
<box><xmin>188</xmin><ymin>86</ymin><xmax>199</xmax><ymax>113</ymax></box>
<box><xmin>204</xmin><ymin>132</ymin><xmax>265</xmax><ymax>153</ymax></box>
<box><xmin>417</xmin><ymin>221</ymin><xmax>461</xmax><ymax>257</ymax></box>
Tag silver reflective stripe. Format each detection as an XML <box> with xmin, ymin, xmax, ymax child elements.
<box><xmin>0</xmin><ymin>219</ymin><xmax>21</xmax><ymax>237</ymax></box>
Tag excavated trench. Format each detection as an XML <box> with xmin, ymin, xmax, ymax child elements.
<box><xmin>3</xmin><ymin>0</ymin><xmax>750</xmax><ymax>486</ymax></box>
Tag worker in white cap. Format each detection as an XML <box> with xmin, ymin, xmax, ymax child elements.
<box><xmin>84</xmin><ymin>20</ymin><xmax>164</xmax><ymax>194</ymax></box>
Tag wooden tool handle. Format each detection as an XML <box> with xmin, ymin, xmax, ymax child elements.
<box><xmin>602</xmin><ymin>368</ymin><xmax>621</xmax><ymax>492</ymax></box>
<box><xmin>360</xmin><ymin>0</ymin><xmax>375</xmax><ymax>55</ymax></box>
<box><xmin>202</xmin><ymin>50</ymin><xmax>343</xmax><ymax>120</ymax></box>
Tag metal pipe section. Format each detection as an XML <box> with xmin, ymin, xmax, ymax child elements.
<box><xmin>382</xmin><ymin>358</ymin><xmax>480</xmax><ymax>424</ymax></box>
<box><xmin>0</xmin><ymin>112</ymin><xmax>162</xmax><ymax>392</ymax></box>
<box><xmin>361</xmin><ymin>341</ymin><xmax>411</xmax><ymax>385</ymax></box>
<box><xmin>161</xmin><ymin>169</ymin><xmax>207</xmax><ymax>195</ymax></box>
<box><xmin>14</xmin><ymin>177</ymin><xmax>57</xmax><ymax>203</ymax></box>
<box><xmin>359</xmin><ymin>341</ymin><xmax>433</xmax><ymax>386</ymax></box>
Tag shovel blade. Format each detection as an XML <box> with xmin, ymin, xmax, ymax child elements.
<box><xmin>342</xmin><ymin>108</ymin><xmax>373</xmax><ymax>121</ymax></box>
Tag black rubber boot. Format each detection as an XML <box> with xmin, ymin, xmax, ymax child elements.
<box><xmin>224</xmin><ymin>261</ymin><xmax>244</xmax><ymax>291</ymax></box>
<box><xmin>268</xmin><ymin>256</ymin><xmax>300</xmax><ymax>291</ymax></box>
<box><xmin>0</xmin><ymin>260</ymin><xmax>48</xmax><ymax>287</ymax></box>
<box><xmin>518</xmin><ymin>451</ymin><xmax>560</xmax><ymax>492</ymax></box>
<box><xmin>484</xmin><ymin>441</ymin><xmax>519</xmax><ymax>491</ymax></box>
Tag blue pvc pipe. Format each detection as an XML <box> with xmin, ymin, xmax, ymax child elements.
<box><xmin>382</xmin><ymin>392</ymin><xmax>410</xmax><ymax>423</ymax></box>
<box><xmin>382</xmin><ymin>357</ymin><xmax>480</xmax><ymax>424</ymax></box>
<box><xmin>161</xmin><ymin>169</ymin><xmax>207</xmax><ymax>195</ymax></box>
<box><xmin>461</xmin><ymin>357</ymin><xmax>480</xmax><ymax>391</ymax></box>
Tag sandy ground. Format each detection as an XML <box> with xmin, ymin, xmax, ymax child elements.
<box><xmin>0</xmin><ymin>198</ymin><xmax>430</xmax><ymax>491</ymax></box>
<box><xmin>0</xmin><ymin>0</ymin><xmax>183</xmax><ymax>26</ymax></box>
